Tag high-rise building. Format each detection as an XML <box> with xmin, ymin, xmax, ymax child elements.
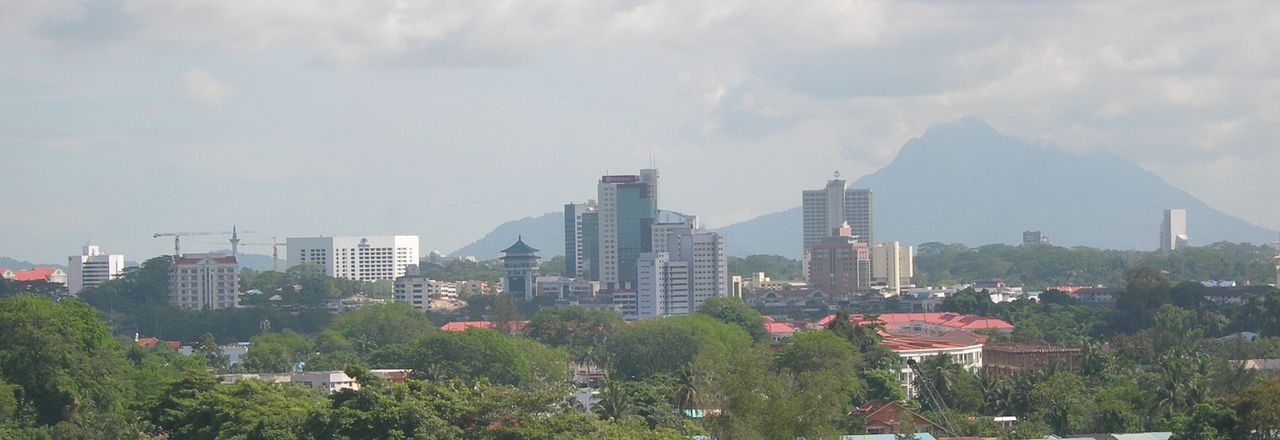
<box><xmin>1022</xmin><ymin>230</ymin><xmax>1049</xmax><ymax>246</ymax></box>
<box><xmin>169</xmin><ymin>253</ymin><xmax>240</xmax><ymax>310</ymax></box>
<box><xmin>501</xmin><ymin>237</ymin><xmax>540</xmax><ymax>300</ymax></box>
<box><xmin>1159</xmin><ymin>209</ymin><xmax>1188</xmax><ymax>251</ymax></box>
<box><xmin>564</xmin><ymin>201</ymin><xmax>599</xmax><ymax>279</ymax></box>
<box><xmin>597</xmin><ymin>170</ymin><xmax>658</xmax><ymax>290</ymax></box>
<box><xmin>808</xmin><ymin>223</ymin><xmax>871</xmax><ymax>295</ymax></box>
<box><xmin>67</xmin><ymin>244</ymin><xmax>125</xmax><ymax>294</ymax></box>
<box><xmin>651</xmin><ymin>210</ymin><xmax>698</xmax><ymax>256</ymax></box>
<box><xmin>634</xmin><ymin>231</ymin><xmax>728</xmax><ymax>318</ymax></box>
<box><xmin>636</xmin><ymin>252</ymin><xmax>690</xmax><ymax>317</ymax></box>
<box><xmin>286</xmin><ymin>235</ymin><xmax>420</xmax><ymax>281</ymax></box>
<box><xmin>872</xmin><ymin>241</ymin><xmax>914</xmax><ymax>295</ymax></box>
<box><xmin>802</xmin><ymin>176</ymin><xmax>873</xmax><ymax>270</ymax></box>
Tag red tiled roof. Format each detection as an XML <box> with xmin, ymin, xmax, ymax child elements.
<box><xmin>440</xmin><ymin>320</ymin><xmax>529</xmax><ymax>332</ymax></box>
<box><xmin>11</xmin><ymin>267</ymin><xmax>60</xmax><ymax>282</ymax></box>
<box><xmin>881</xmin><ymin>330</ymin><xmax>986</xmax><ymax>352</ymax></box>
<box><xmin>818</xmin><ymin>312</ymin><xmax>1014</xmax><ymax>331</ymax></box>
<box><xmin>764</xmin><ymin>321</ymin><xmax>795</xmax><ymax>335</ymax></box>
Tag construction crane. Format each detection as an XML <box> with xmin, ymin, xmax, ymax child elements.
<box><xmin>153</xmin><ymin>227</ymin><xmax>252</xmax><ymax>256</ymax></box>
<box><xmin>202</xmin><ymin>238</ymin><xmax>287</xmax><ymax>272</ymax></box>
<box><xmin>905</xmin><ymin>358</ymin><xmax>959</xmax><ymax>437</ymax></box>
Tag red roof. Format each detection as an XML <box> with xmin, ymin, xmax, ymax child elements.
<box><xmin>10</xmin><ymin>267</ymin><xmax>60</xmax><ymax>282</ymax></box>
<box><xmin>819</xmin><ymin>312</ymin><xmax>1013</xmax><ymax>331</ymax></box>
<box><xmin>440</xmin><ymin>320</ymin><xmax>529</xmax><ymax>332</ymax></box>
<box><xmin>880</xmin><ymin>331</ymin><xmax>986</xmax><ymax>351</ymax></box>
<box><xmin>764</xmin><ymin>321</ymin><xmax>796</xmax><ymax>335</ymax></box>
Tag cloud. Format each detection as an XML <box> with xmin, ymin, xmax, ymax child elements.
<box><xmin>181</xmin><ymin>68</ymin><xmax>233</xmax><ymax>108</ymax></box>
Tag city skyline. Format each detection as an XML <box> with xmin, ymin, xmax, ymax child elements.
<box><xmin>4</xmin><ymin>2</ymin><xmax>1280</xmax><ymax>263</ymax></box>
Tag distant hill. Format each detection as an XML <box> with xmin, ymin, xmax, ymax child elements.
<box><xmin>449</xmin><ymin>212</ymin><xmax>564</xmax><ymax>260</ymax></box>
<box><xmin>716</xmin><ymin>117</ymin><xmax>1277</xmax><ymax>258</ymax></box>
<box><xmin>711</xmin><ymin>208</ymin><xmax>801</xmax><ymax>257</ymax></box>
<box><xmin>205</xmin><ymin>250</ymin><xmax>278</xmax><ymax>271</ymax></box>
<box><xmin>0</xmin><ymin>257</ymin><xmax>64</xmax><ymax>270</ymax></box>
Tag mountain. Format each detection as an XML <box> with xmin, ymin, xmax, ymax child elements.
<box><xmin>449</xmin><ymin>212</ymin><xmax>565</xmax><ymax>260</ymax></box>
<box><xmin>716</xmin><ymin>117</ymin><xmax>1277</xmax><ymax>258</ymax></box>
<box><xmin>711</xmin><ymin>208</ymin><xmax>801</xmax><ymax>257</ymax></box>
<box><xmin>0</xmin><ymin>257</ymin><xmax>65</xmax><ymax>270</ymax></box>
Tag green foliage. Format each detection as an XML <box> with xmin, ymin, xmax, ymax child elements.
<box><xmin>728</xmin><ymin>255</ymin><xmax>803</xmax><ymax>282</ymax></box>
<box><xmin>526</xmin><ymin>307</ymin><xmax>623</xmax><ymax>366</ymax></box>
<box><xmin>244</xmin><ymin>329</ymin><xmax>314</xmax><ymax>373</ymax></box>
<box><xmin>0</xmin><ymin>295</ymin><xmax>130</xmax><ymax>427</ymax></box>
<box><xmin>424</xmin><ymin>260</ymin><xmax>503</xmax><ymax>283</ymax></box>
<box><xmin>327</xmin><ymin>303</ymin><xmax>435</xmax><ymax>356</ymax></box>
<box><xmin>606</xmin><ymin>315</ymin><xmax>752</xmax><ymax>379</ymax></box>
<box><xmin>1028</xmin><ymin>372</ymin><xmax>1088</xmax><ymax>435</ymax></box>
<box><xmin>149</xmin><ymin>374</ymin><xmax>322</xmax><ymax>439</ymax></box>
<box><xmin>915</xmin><ymin>241</ymin><xmax>1277</xmax><ymax>289</ymax></box>
<box><xmin>695</xmin><ymin>297</ymin><xmax>768</xmax><ymax>343</ymax></box>
<box><xmin>404</xmin><ymin>328</ymin><xmax>534</xmax><ymax>387</ymax></box>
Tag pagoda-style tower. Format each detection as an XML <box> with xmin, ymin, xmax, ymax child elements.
<box><xmin>501</xmin><ymin>236</ymin><xmax>540</xmax><ymax>300</ymax></box>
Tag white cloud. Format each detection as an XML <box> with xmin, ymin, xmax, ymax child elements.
<box><xmin>181</xmin><ymin>68</ymin><xmax>233</xmax><ymax>108</ymax></box>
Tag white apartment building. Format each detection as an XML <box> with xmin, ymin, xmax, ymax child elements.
<box><xmin>67</xmin><ymin>244</ymin><xmax>125</xmax><ymax>294</ymax></box>
<box><xmin>651</xmin><ymin>211</ymin><xmax>698</xmax><ymax>257</ymax></box>
<box><xmin>394</xmin><ymin>266</ymin><xmax>458</xmax><ymax>312</ymax></box>
<box><xmin>169</xmin><ymin>253</ymin><xmax>240</xmax><ymax>310</ymax></box>
<box><xmin>872</xmin><ymin>241</ymin><xmax>914</xmax><ymax>295</ymax></box>
<box><xmin>634</xmin><ymin>231</ymin><xmax>728</xmax><ymax>318</ymax></box>
<box><xmin>286</xmin><ymin>235</ymin><xmax>420</xmax><ymax>281</ymax></box>
<box><xmin>636</xmin><ymin>252</ymin><xmax>691</xmax><ymax>318</ymax></box>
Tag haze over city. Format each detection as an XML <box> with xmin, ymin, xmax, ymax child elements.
<box><xmin>4</xmin><ymin>1</ymin><xmax>1280</xmax><ymax>263</ymax></box>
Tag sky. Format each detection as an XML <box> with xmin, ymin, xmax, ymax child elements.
<box><xmin>2</xmin><ymin>1</ymin><xmax>1279</xmax><ymax>264</ymax></box>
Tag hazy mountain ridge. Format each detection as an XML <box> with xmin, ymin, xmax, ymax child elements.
<box><xmin>449</xmin><ymin>212</ymin><xmax>565</xmax><ymax>260</ymax></box>
<box><xmin>451</xmin><ymin>117</ymin><xmax>1277</xmax><ymax>260</ymax></box>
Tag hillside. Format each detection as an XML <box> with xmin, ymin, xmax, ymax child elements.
<box><xmin>449</xmin><ymin>212</ymin><xmax>564</xmax><ymax>260</ymax></box>
<box><xmin>717</xmin><ymin>117</ymin><xmax>1277</xmax><ymax>258</ymax></box>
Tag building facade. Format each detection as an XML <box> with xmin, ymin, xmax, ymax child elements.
<box><xmin>802</xmin><ymin>177</ymin><xmax>873</xmax><ymax>255</ymax></box>
<box><xmin>808</xmin><ymin>223</ymin><xmax>871</xmax><ymax>295</ymax></box>
<box><xmin>651</xmin><ymin>210</ymin><xmax>698</xmax><ymax>257</ymax></box>
<box><xmin>286</xmin><ymin>235</ymin><xmax>420</xmax><ymax>281</ymax></box>
<box><xmin>597</xmin><ymin>170</ymin><xmax>658</xmax><ymax>290</ymax></box>
<box><xmin>633</xmin><ymin>231</ymin><xmax>728</xmax><ymax>318</ymax></box>
<box><xmin>1160</xmin><ymin>208</ymin><xmax>1189</xmax><ymax>251</ymax></box>
<box><xmin>169</xmin><ymin>253</ymin><xmax>240</xmax><ymax>310</ymax></box>
<box><xmin>500</xmin><ymin>237</ymin><xmax>540</xmax><ymax>300</ymax></box>
<box><xmin>564</xmin><ymin>201</ymin><xmax>600</xmax><ymax>280</ymax></box>
<box><xmin>871</xmin><ymin>241</ymin><xmax>914</xmax><ymax>295</ymax></box>
<box><xmin>394</xmin><ymin>265</ymin><xmax>458</xmax><ymax>311</ymax></box>
<box><xmin>1022</xmin><ymin>230</ymin><xmax>1049</xmax><ymax>246</ymax></box>
<box><xmin>636</xmin><ymin>252</ymin><xmax>691</xmax><ymax>318</ymax></box>
<box><xmin>67</xmin><ymin>244</ymin><xmax>125</xmax><ymax>294</ymax></box>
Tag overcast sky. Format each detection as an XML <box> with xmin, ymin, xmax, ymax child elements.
<box><xmin>2</xmin><ymin>1</ymin><xmax>1279</xmax><ymax>263</ymax></box>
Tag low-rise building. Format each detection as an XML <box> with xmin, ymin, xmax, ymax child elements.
<box><xmin>983</xmin><ymin>344</ymin><xmax>1084</xmax><ymax>375</ymax></box>
<box><xmin>1</xmin><ymin>267</ymin><xmax>68</xmax><ymax>284</ymax></box>
<box><xmin>293</xmin><ymin>371</ymin><xmax>360</xmax><ymax>394</ymax></box>
<box><xmin>395</xmin><ymin>266</ymin><xmax>459</xmax><ymax>311</ymax></box>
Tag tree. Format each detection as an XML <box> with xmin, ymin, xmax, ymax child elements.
<box><xmin>606</xmin><ymin>315</ymin><xmax>751</xmax><ymax>379</ymax></box>
<box><xmin>1027</xmin><ymin>372</ymin><xmax>1087</xmax><ymax>435</ymax></box>
<box><xmin>404</xmin><ymin>328</ymin><xmax>532</xmax><ymax>387</ymax></box>
<box><xmin>326</xmin><ymin>303</ymin><xmax>435</xmax><ymax>356</ymax></box>
<box><xmin>1232</xmin><ymin>380</ymin><xmax>1280</xmax><ymax>440</ymax></box>
<box><xmin>525</xmin><ymin>307</ymin><xmax>622</xmax><ymax>367</ymax></box>
<box><xmin>696</xmin><ymin>297</ymin><xmax>768</xmax><ymax>343</ymax></box>
<box><xmin>0</xmin><ymin>295</ymin><xmax>130</xmax><ymax>427</ymax></box>
<box><xmin>1115</xmin><ymin>266</ymin><xmax>1171</xmax><ymax>332</ymax></box>
<box><xmin>244</xmin><ymin>329</ymin><xmax>314</xmax><ymax>373</ymax></box>
<box><xmin>149</xmin><ymin>374</ymin><xmax>322</xmax><ymax>440</ymax></box>
<box><xmin>192</xmin><ymin>332</ymin><xmax>228</xmax><ymax>370</ymax></box>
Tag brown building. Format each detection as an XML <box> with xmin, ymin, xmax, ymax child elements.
<box><xmin>983</xmin><ymin>344</ymin><xmax>1083</xmax><ymax>375</ymax></box>
<box><xmin>807</xmin><ymin>222</ymin><xmax>870</xmax><ymax>295</ymax></box>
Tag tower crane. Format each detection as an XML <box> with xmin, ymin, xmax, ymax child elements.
<box><xmin>153</xmin><ymin>227</ymin><xmax>252</xmax><ymax>256</ymax></box>
<box><xmin>906</xmin><ymin>358</ymin><xmax>959</xmax><ymax>437</ymax></box>
<box><xmin>200</xmin><ymin>237</ymin><xmax>287</xmax><ymax>272</ymax></box>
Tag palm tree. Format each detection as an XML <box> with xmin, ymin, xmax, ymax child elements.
<box><xmin>977</xmin><ymin>370</ymin><xmax>1012</xmax><ymax>415</ymax></box>
<box><xmin>593</xmin><ymin>380</ymin><xmax>633</xmax><ymax>420</ymax></box>
<box><xmin>672</xmin><ymin>365</ymin><xmax>701</xmax><ymax>413</ymax></box>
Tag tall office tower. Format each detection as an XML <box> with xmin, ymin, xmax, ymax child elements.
<box><xmin>1022</xmin><ymin>230</ymin><xmax>1049</xmax><ymax>246</ymax></box>
<box><xmin>67</xmin><ymin>244</ymin><xmax>125</xmax><ymax>294</ymax></box>
<box><xmin>871</xmin><ymin>241</ymin><xmax>914</xmax><ymax>295</ymax></box>
<box><xmin>808</xmin><ymin>223</ymin><xmax>871</xmax><ymax>295</ymax></box>
<box><xmin>598</xmin><ymin>170</ymin><xmax>659</xmax><ymax>290</ymax></box>
<box><xmin>169</xmin><ymin>253</ymin><xmax>240</xmax><ymax>310</ymax></box>
<box><xmin>1159</xmin><ymin>209</ymin><xmax>1188</xmax><ymax>251</ymax></box>
<box><xmin>651</xmin><ymin>210</ymin><xmax>698</xmax><ymax>256</ymax></box>
<box><xmin>802</xmin><ymin>176</ymin><xmax>873</xmax><ymax>263</ymax></box>
<box><xmin>564</xmin><ymin>201</ymin><xmax>600</xmax><ymax>279</ymax></box>
<box><xmin>500</xmin><ymin>237</ymin><xmax>540</xmax><ymax>300</ymax></box>
<box><xmin>287</xmin><ymin>235</ymin><xmax>420</xmax><ymax>281</ymax></box>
